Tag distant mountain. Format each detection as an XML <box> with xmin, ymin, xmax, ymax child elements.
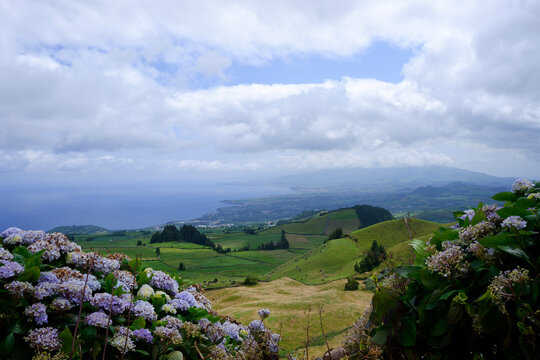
<box><xmin>48</xmin><ymin>225</ymin><xmax>109</xmax><ymax>235</ymax></box>
<box><xmin>272</xmin><ymin>166</ymin><xmax>512</xmax><ymax>191</ymax></box>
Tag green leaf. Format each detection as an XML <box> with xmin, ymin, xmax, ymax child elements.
<box><xmin>420</xmin><ymin>269</ymin><xmax>446</xmax><ymax>291</ymax></box>
<box><xmin>479</xmin><ymin>233</ymin><xmax>516</xmax><ymax>248</ymax></box>
<box><xmin>91</xmin><ymin>341</ymin><xmax>102</xmax><ymax>360</ymax></box>
<box><xmin>471</xmin><ymin>210</ymin><xmax>487</xmax><ymax>226</ymax></box>
<box><xmin>497</xmin><ymin>206</ymin><xmax>530</xmax><ymax>219</ymax></box>
<box><xmin>439</xmin><ymin>290</ymin><xmax>458</xmax><ymax>300</ymax></box>
<box><xmin>59</xmin><ymin>327</ymin><xmax>74</xmax><ymax>355</ymax></box>
<box><xmin>492</xmin><ymin>192</ymin><xmax>517</xmax><ymax>202</ymax></box>
<box><xmin>371</xmin><ymin>327</ymin><xmax>390</xmax><ymax>345</ymax></box>
<box><xmin>16</xmin><ymin>266</ymin><xmax>40</xmax><ymax>283</ymax></box>
<box><xmin>409</xmin><ymin>239</ymin><xmax>427</xmax><ymax>260</ymax></box>
<box><xmin>515</xmin><ymin>198</ymin><xmax>535</xmax><ymax>209</ymax></box>
<box><xmin>0</xmin><ymin>333</ymin><xmax>14</xmax><ymax>354</ymax></box>
<box><xmin>80</xmin><ymin>326</ymin><xmax>97</xmax><ymax>342</ymax></box>
<box><xmin>497</xmin><ymin>245</ymin><xmax>530</xmax><ymax>263</ymax></box>
<box><xmin>136</xmin><ymin>349</ymin><xmax>150</xmax><ymax>356</ymax></box>
<box><xmin>430</xmin><ymin>314</ymin><xmax>447</xmax><ymax>336</ymax></box>
<box><xmin>12</xmin><ymin>246</ymin><xmax>31</xmax><ymax>258</ymax></box>
<box><xmin>447</xmin><ymin>302</ymin><xmax>463</xmax><ymax>325</ymax></box>
<box><xmin>131</xmin><ymin>316</ymin><xmax>146</xmax><ymax>330</ymax></box>
<box><xmin>400</xmin><ymin>316</ymin><xmax>417</xmax><ymax>347</ymax></box>
<box><xmin>103</xmin><ymin>273</ymin><xmax>117</xmax><ymax>293</ymax></box>
<box><xmin>394</xmin><ymin>265</ymin><xmax>423</xmax><ymax>279</ymax></box>
<box><xmin>532</xmin><ymin>278</ymin><xmax>540</xmax><ymax>304</ymax></box>
<box><xmin>23</xmin><ymin>250</ymin><xmax>44</xmax><ymax>269</ymax></box>
<box><xmin>372</xmin><ymin>291</ymin><xmax>399</xmax><ymax>322</ymax></box>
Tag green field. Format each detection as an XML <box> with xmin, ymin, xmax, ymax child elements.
<box><xmin>73</xmin><ymin>212</ymin><xmax>443</xmax><ymax>286</ymax></box>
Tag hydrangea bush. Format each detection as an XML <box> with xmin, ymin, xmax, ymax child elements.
<box><xmin>345</xmin><ymin>179</ymin><xmax>540</xmax><ymax>359</ymax></box>
<box><xmin>0</xmin><ymin>228</ymin><xmax>281</xmax><ymax>359</ymax></box>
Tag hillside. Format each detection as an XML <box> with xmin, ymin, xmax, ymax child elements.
<box><xmin>267</xmin><ymin>205</ymin><xmax>391</xmax><ymax>236</ymax></box>
<box><xmin>349</xmin><ymin>218</ymin><xmax>442</xmax><ymax>250</ymax></box>
<box><xmin>47</xmin><ymin>224</ymin><xmax>109</xmax><ymax>234</ymax></box>
<box><xmin>268</xmin><ymin>218</ymin><xmax>442</xmax><ymax>284</ymax></box>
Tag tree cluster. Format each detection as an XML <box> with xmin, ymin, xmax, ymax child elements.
<box><xmin>354</xmin><ymin>205</ymin><xmax>393</xmax><ymax>229</ymax></box>
<box><xmin>256</xmin><ymin>230</ymin><xmax>289</xmax><ymax>251</ymax></box>
<box><xmin>354</xmin><ymin>240</ymin><xmax>387</xmax><ymax>273</ymax></box>
<box><xmin>150</xmin><ymin>224</ymin><xmax>212</xmax><ymax>246</ymax></box>
<box><xmin>326</xmin><ymin>227</ymin><xmax>344</xmax><ymax>241</ymax></box>
<box><xmin>150</xmin><ymin>224</ymin><xmax>233</xmax><ymax>253</ymax></box>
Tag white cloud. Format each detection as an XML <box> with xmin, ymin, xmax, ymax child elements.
<box><xmin>0</xmin><ymin>0</ymin><xmax>539</xmax><ymax>177</ymax></box>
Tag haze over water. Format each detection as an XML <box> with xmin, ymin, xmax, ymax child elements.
<box><xmin>0</xmin><ymin>182</ymin><xmax>292</xmax><ymax>231</ymax></box>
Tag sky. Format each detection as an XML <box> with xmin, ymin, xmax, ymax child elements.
<box><xmin>1</xmin><ymin>1</ymin><xmax>540</xmax><ymax>209</ymax></box>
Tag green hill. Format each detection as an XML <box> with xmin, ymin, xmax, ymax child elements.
<box><xmin>268</xmin><ymin>218</ymin><xmax>442</xmax><ymax>284</ymax></box>
<box><xmin>349</xmin><ymin>218</ymin><xmax>442</xmax><ymax>251</ymax></box>
<box><xmin>48</xmin><ymin>224</ymin><xmax>109</xmax><ymax>234</ymax></box>
<box><xmin>267</xmin><ymin>205</ymin><xmax>391</xmax><ymax>236</ymax></box>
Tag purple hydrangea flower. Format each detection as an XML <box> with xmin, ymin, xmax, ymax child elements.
<box><xmin>5</xmin><ymin>281</ymin><xmax>34</xmax><ymax>298</ymax></box>
<box><xmin>258</xmin><ymin>308</ymin><xmax>271</xmax><ymax>319</ymax></box>
<box><xmin>133</xmin><ymin>328</ymin><xmax>153</xmax><ymax>343</ymax></box>
<box><xmin>133</xmin><ymin>300</ymin><xmax>157</xmax><ymax>322</ymax></box>
<box><xmin>207</xmin><ymin>322</ymin><xmax>225</xmax><ymax>343</ymax></box>
<box><xmin>91</xmin><ymin>293</ymin><xmax>131</xmax><ymax>314</ymax></box>
<box><xmin>50</xmin><ymin>298</ymin><xmax>73</xmax><ymax>312</ymax></box>
<box><xmin>249</xmin><ymin>319</ymin><xmax>265</xmax><ymax>332</ymax></box>
<box><xmin>175</xmin><ymin>290</ymin><xmax>199</xmax><ymax>308</ymax></box>
<box><xmin>222</xmin><ymin>321</ymin><xmax>241</xmax><ymax>342</ymax></box>
<box><xmin>0</xmin><ymin>260</ymin><xmax>24</xmax><ymax>279</ymax></box>
<box><xmin>20</xmin><ymin>230</ymin><xmax>46</xmax><ymax>245</ymax></box>
<box><xmin>149</xmin><ymin>271</ymin><xmax>179</xmax><ymax>293</ymax></box>
<box><xmin>512</xmin><ymin>179</ymin><xmax>534</xmax><ymax>194</ymax></box>
<box><xmin>24</xmin><ymin>302</ymin><xmax>48</xmax><ymax>325</ymax></box>
<box><xmin>24</xmin><ymin>327</ymin><xmax>61</xmax><ymax>351</ymax></box>
<box><xmin>169</xmin><ymin>298</ymin><xmax>190</xmax><ymax>311</ymax></box>
<box><xmin>1</xmin><ymin>227</ymin><xmax>22</xmax><ymax>238</ymax></box>
<box><xmin>0</xmin><ymin>248</ymin><xmax>13</xmax><ymax>261</ymax></box>
<box><xmin>85</xmin><ymin>311</ymin><xmax>110</xmax><ymax>328</ymax></box>
<box><xmin>501</xmin><ymin>216</ymin><xmax>527</xmax><ymax>230</ymax></box>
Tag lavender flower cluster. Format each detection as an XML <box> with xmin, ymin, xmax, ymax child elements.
<box><xmin>426</xmin><ymin>242</ymin><xmax>469</xmax><ymax>278</ymax></box>
<box><xmin>1</xmin><ymin>226</ymin><xmax>282</xmax><ymax>359</ymax></box>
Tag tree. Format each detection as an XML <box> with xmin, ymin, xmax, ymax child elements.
<box><xmin>178</xmin><ymin>262</ymin><xmax>185</xmax><ymax>271</ymax></box>
<box><xmin>345</xmin><ymin>278</ymin><xmax>359</xmax><ymax>291</ymax></box>
<box><xmin>327</xmin><ymin>227</ymin><xmax>344</xmax><ymax>241</ymax></box>
<box><xmin>354</xmin><ymin>240</ymin><xmax>387</xmax><ymax>273</ymax></box>
<box><xmin>137</xmin><ymin>240</ymin><xmax>142</xmax><ymax>246</ymax></box>
<box><xmin>280</xmin><ymin>230</ymin><xmax>290</xmax><ymax>249</ymax></box>
<box><xmin>156</xmin><ymin>247</ymin><xmax>160</xmax><ymax>257</ymax></box>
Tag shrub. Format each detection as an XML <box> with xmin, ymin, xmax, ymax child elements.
<box><xmin>243</xmin><ymin>276</ymin><xmax>259</xmax><ymax>286</ymax></box>
<box><xmin>351</xmin><ymin>179</ymin><xmax>540</xmax><ymax>359</ymax></box>
<box><xmin>344</xmin><ymin>278</ymin><xmax>359</xmax><ymax>291</ymax></box>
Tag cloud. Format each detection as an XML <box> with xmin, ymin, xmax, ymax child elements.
<box><xmin>0</xmin><ymin>0</ymin><xmax>539</xmax><ymax>177</ymax></box>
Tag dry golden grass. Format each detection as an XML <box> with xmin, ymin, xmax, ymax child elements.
<box><xmin>206</xmin><ymin>277</ymin><xmax>372</xmax><ymax>357</ymax></box>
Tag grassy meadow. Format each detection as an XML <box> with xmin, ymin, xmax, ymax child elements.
<box><xmin>206</xmin><ymin>277</ymin><xmax>373</xmax><ymax>357</ymax></box>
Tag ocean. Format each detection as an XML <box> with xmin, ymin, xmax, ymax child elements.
<box><xmin>0</xmin><ymin>182</ymin><xmax>292</xmax><ymax>231</ymax></box>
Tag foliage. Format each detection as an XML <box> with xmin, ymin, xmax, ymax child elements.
<box><xmin>327</xmin><ymin>227</ymin><xmax>344</xmax><ymax>241</ymax></box>
<box><xmin>354</xmin><ymin>241</ymin><xmax>387</xmax><ymax>273</ymax></box>
<box><xmin>344</xmin><ymin>278</ymin><xmax>359</xmax><ymax>291</ymax></box>
<box><xmin>354</xmin><ymin>179</ymin><xmax>540</xmax><ymax>359</ymax></box>
<box><xmin>255</xmin><ymin>231</ymin><xmax>290</xmax><ymax>251</ymax></box>
<box><xmin>354</xmin><ymin>205</ymin><xmax>393</xmax><ymax>229</ymax></box>
<box><xmin>243</xmin><ymin>276</ymin><xmax>259</xmax><ymax>286</ymax></box>
<box><xmin>0</xmin><ymin>228</ymin><xmax>283</xmax><ymax>359</ymax></box>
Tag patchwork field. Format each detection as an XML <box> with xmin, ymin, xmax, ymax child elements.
<box><xmin>206</xmin><ymin>277</ymin><xmax>373</xmax><ymax>357</ymax></box>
